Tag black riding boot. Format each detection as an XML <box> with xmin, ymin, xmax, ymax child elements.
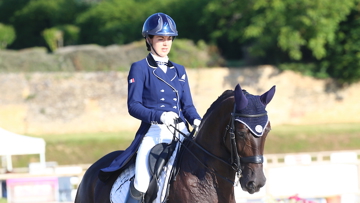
<box><xmin>125</xmin><ymin>180</ymin><xmax>144</xmax><ymax>203</ymax></box>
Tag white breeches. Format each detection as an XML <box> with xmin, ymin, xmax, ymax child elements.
<box><xmin>134</xmin><ymin>122</ymin><xmax>189</xmax><ymax>193</ymax></box>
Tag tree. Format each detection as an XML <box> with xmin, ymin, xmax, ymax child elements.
<box><xmin>76</xmin><ymin>0</ymin><xmax>167</xmax><ymax>45</ymax></box>
<box><xmin>201</xmin><ymin>0</ymin><xmax>357</xmax><ymax>62</ymax></box>
<box><xmin>8</xmin><ymin>0</ymin><xmax>87</xmax><ymax>49</ymax></box>
<box><xmin>245</xmin><ymin>0</ymin><xmax>357</xmax><ymax>62</ymax></box>
<box><xmin>200</xmin><ymin>0</ymin><xmax>255</xmax><ymax>61</ymax></box>
<box><xmin>0</xmin><ymin>0</ymin><xmax>29</xmax><ymax>24</ymax></box>
<box><xmin>322</xmin><ymin>7</ymin><xmax>360</xmax><ymax>84</ymax></box>
<box><xmin>0</xmin><ymin>23</ymin><xmax>16</xmax><ymax>49</ymax></box>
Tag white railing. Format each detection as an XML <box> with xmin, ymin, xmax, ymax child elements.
<box><xmin>236</xmin><ymin>150</ymin><xmax>360</xmax><ymax>202</ymax></box>
<box><xmin>2</xmin><ymin>151</ymin><xmax>360</xmax><ymax>202</ymax></box>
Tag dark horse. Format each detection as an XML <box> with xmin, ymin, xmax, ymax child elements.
<box><xmin>75</xmin><ymin>83</ymin><xmax>275</xmax><ymax>203</ymax></box>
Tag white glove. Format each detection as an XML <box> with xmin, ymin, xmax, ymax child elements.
<box><xmin>160</xmin><ymin>112</ymin><xmax>179</xmax><ymax>126</ymax></box>
<box><xmin>192</xmin><ymin>119</ymin><xmax>201</xmax><ymax>131</ymax></box>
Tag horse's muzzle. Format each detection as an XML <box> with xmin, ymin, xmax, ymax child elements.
<box><xmin>244</xmin><ymin>181</ymin><xmax>258</xmax><ymax>194</ymax></box>
<box><xmin>240</xmin><ymin>173</ymin><xmax>266</xmax><ymax>194</ymax></box>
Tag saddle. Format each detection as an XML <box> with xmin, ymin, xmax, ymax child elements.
<box><xmin>144</xmin><ymin>120</ymin><xmax>197</xmax><ymax>203</ymax></box>
<box><xmin>144</xmin><ymin>127</ymin><xmax>196</xmax><ymax>203</ymax></box>
<box><xmin>145</xmin><ymin>141</ymin><xmax>178</xmax><ymax>203</ymax></box>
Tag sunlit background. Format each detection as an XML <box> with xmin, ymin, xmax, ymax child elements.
<box><xmin>1</xmin><ymin>0</ymin><xmax>360</xmax><ymax>203</ymax></box>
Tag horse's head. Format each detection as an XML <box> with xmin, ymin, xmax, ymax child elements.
<box><xmin>231</xmin><ymin>83</ymin><xmax>275</xmax><ymax>193</ymax></box>
<box><xmin>193</xmin><ymin>83</ymin><xmax>275</xmax><ymax>197</ymax></box>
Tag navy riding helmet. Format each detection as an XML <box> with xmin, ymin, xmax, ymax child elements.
<box><xmin>142</xmin><ymin>13</ymin><xmax>178</xmax><ymax>38</ymax></box>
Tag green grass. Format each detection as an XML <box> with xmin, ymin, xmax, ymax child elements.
<box><xmin>10</xmin><ymin>123</ymin><xmax>360</xmax><ymax>167</ymax></box>
<box><xmin>12</xmin><ymin>131</ymin><xmax>135</xmax><ymax>167</ymax></box>
<box><xmin>265</xmin><ymin>123</ymin><xmax>360</xmax><ymax>154</ymax></box>
<box><xmin>0</xmin><ymin>198</ymin><xmax>6</xmax><ymax>203</ymax></box>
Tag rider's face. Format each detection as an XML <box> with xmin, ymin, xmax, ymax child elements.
<box><xmin>148</xmin><ymin>35</ymin><xmax>173</xmax><ymax>58</ymax></box>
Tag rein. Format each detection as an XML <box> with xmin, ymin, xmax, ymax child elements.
<box><xmin>171</xmin><ymin>106</ymin><xmax>266</xmax><ymax>186</ymax></box>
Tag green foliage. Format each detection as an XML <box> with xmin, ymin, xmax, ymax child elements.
<box><xmin>0</xmin><ymin>23</ymin><xmax>16</xmax><ymax>49</ymax></box>
<box><xmin>2</xmin><ymin>0</ymin><xmax>360</xmax><ymax>83</ymax></box>
<box><xmin>59</xmin><ymin>25</ymin><xmax>80</xmax><ymax>45</ymax></box>
<box><xmin>0</xmin><ymin>0</ymin><xmax>29</xmax><ymax>24</ymax></box>
<box><xmin>321</xmin><ymin>8</ymin><xmax>360</xmax><ymax>84</ymax></box>
<box><xmin>201</xmin><ymin>0</ymin><xmax>360</xmax><ymax>83</ymax></box>
<box><xmin>169</xmin><ymin>39</ymin><xmax>219</xmax><ymax>68</ymax></box>
<box><xmin>243</xmin><ymin>0</ymin><xmax>356</xmax><ymax>61</ymax></box>
<box><xmin>165</xmin><ymin>0</ymin><xmax>210</xmax><ymax>42</ymax></box>
<box><xmin>7</xmin><ymin>0</ymin><xmax>87</xmax><ymax>49</ymax></box>
<box><xmin>42</xmin><ymin>28</ymin><xmax>62</xmax><ymax>52</ymax></box>
<box><xmin>76</xmin><ymin>0</ymin><xmax>167</xmax><ymax>45</ymax></box>
<box><xmin>279</xmin><ymin>4</ymin><xmax>360</xmax><ymax>85</ymax></box>
<box><xmin>201</xmin><ymin>0</ymin><xmax>253</xmax><ymax>59</ymax></box>
<box><xmin>0</xmin><ymin>39</ymin><xmax>222</xmax><ymax>72</ymax></box>
<box><xmin>42</xmin><ymin>25</ymin><xmax>79</xmax><ymax>51</ymax></box>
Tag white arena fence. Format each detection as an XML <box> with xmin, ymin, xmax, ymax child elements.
<box><xmin>1</xmin><ymin>150</ymin><xmax>360</xmax><ymax>203</ymax></box>
<box><xmin>235</xmin><ymin>150</ymin><xmax>360</xmax><ymax>203</ymax></box>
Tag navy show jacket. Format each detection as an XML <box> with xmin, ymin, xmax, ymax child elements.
<box><xmin>128</xmin><ymin>54</ymin><xmax>201</xmax><ymax>125</ymax></box>
<box><xmin>99</xmin><ymin>54</ymin><xmax>201</xmax><ymax>178</ymax></box>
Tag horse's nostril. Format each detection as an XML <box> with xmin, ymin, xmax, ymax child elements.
<box><xmin>246</xmin><ymin>181</ymin><xmax>256</xmax><ymax>190</ymax></box>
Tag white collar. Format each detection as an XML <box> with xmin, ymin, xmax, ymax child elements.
<box><xmin>150</xmin><ymin>53</ymin><xmax>169</xmax><ymax>63</ymax></box>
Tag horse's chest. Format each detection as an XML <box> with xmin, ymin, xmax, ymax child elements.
<box><xmin>168</xmin><ymin>171</ymin><xmax>221</xmax><ymax>203</ymax></box>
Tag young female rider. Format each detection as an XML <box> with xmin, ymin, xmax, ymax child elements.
<box><xmin>124</xmin><ymin>13</ymin><xmax>202</xmax><ymax>202</ymax></box>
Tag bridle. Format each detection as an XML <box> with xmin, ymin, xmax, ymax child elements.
<box><xmin>171</xmin><ymin>104</ymin><xmax>267</xmax><ymax>186</ymax></box>
<box><xmin>227</xmin><ymin>105</ymin><xmax>266</xmax><ymax>181</ymax></box>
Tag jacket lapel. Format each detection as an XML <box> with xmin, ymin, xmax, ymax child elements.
<box><xmin>147</xmin><ymin>54</ymin><xmax>178</xmax><ymax>86</ymax></box>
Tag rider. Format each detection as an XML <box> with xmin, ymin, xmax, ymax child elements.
<box><xmin>124</xmin><ymin>13</ymin><xmax>202</xmax><ymax>202</ymax></box>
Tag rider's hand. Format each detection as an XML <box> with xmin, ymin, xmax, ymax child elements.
<box><xmin>160</xmin><ymin>112</ymin><xmax>179</xmax><ymax>127</ymax></box>
<box><xmin>192</xmin><ymin>119</ymin><xmax>201</xmax><ymax>131</ymax></box>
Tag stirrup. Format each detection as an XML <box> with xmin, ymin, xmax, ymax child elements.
<box><xmin>125</xmin><ymin>180</ymin><xmax>144</xmax><ymax>203</ymax></box>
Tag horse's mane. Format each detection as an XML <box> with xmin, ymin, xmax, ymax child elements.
<box><xmin>202</xmin><ymin>90</ymin><xmax>234</xmax><ymax>119</ymax></box>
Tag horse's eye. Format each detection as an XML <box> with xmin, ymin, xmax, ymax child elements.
<box><xmin>236</xmin><ymin>130</ymin><xmax>247</xmax><ymax>138</ymax></box>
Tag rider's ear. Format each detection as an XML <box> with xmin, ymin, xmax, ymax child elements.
<box><xmin>234</xmin><ymin>84</ymin><xmax>248</xmax><ymax>111</ymax></box>
<box><xmin>260</xmin><ymin>85</ymin><xmax>276</xmax><ymax>106</ymax></box>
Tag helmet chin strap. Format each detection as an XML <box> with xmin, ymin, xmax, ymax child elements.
<box><xmin>146</xmin><ymin>37</ymin><xmax>161</xmax><ymax>57</ymax></box>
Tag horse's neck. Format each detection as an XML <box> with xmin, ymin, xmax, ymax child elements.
<box><xmin>187</xmin><ymin>124</ymin><xmax>236</xmax><ymax>185</ymax></box>
<box><xmin>169</xmin><ymin>98</ymin><xmax>237</xmax><ymax>202</ymax></box>
<box><xmin>178</xmin><ymin>143</ymin><xmax>236</xmax><ymax>201</ymax></box>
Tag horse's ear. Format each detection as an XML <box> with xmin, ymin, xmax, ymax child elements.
<box><xmin>234</xmin><ymin>84</ymin><xmax>248</xmax><ymax>111</ymax></box>
<box><xmin>260</xmin><ymin>85</ymin><xmax>276</xmax><ymax>105</ymax></box>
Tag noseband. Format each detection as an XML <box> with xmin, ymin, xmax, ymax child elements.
<box><xmin>227</xmin><ymin>106</ymin><xmax>266</xmax><ymax>176</ymax></box>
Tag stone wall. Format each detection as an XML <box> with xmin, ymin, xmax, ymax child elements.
<box><xmin>0</xmin><ymin>66</ymin><xmax>359</xmax><ymax>135</ymax></box>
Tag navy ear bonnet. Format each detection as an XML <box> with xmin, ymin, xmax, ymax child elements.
<box><xmin>235</xmin><ymin>92</ymin><xmax>268</xmax><ymax>137</ymax></box>
<box><xmin>233</xmin><ymin>84</ymin><xmax>275</xmax><ymax>137</ymax></box>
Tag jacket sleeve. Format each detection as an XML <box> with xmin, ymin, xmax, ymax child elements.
<box><xmin>178</xmin><ymin>66</ymin><xmax>202</xmax><ymax>125</ymax></box>
<box><xmin>127</xmin><ymin>63</ymin><xmax>163</xmax><ymax>124</ymax></box>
